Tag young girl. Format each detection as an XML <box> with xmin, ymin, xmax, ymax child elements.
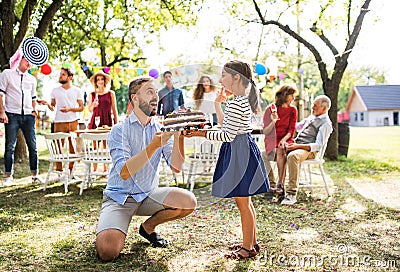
<box><xmin>184</xmin><ymin>60</ymin><xmax>269</xmax><ymax>259</ymax></box>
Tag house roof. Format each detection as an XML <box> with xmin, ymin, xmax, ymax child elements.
<box><xmin>352</xmin><ymin>85</ymin><xmax>400</xmax><ymax>110</ymax></box>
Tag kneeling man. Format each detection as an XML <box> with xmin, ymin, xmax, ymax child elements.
<box><xmin>95</xmin><ymin>77</ymin><xmax>196</xmax><ymax>261</ymax></box>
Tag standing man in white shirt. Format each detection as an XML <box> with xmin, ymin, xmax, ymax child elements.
<box><xmin>0</xmin><ymin>56</ymin><xmax>43</xmax><ymax>186</ymax></box>
<box><xmin>39</xmin><ymin>67</ymin><xmax>84</xmax><ymax>174</ymax></box>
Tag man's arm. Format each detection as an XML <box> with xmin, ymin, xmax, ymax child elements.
<box><xmin>60</xmin><ymin>99</ymin><xmax>84</xmax><ymax>113</ymax></box>
<box><xmin>170</xmin><ymin>133</ymin><xmax>185</xmax><ymax>173</ymax></box>
<box><xmin>0</xmin><ymin>96</ymin><xmax>8</xmax><ymax>123</ymax></box>
<box><xmin>120</xmin><ymin>131</ymin><xmax>175</xmax><ymax>180</ymax></box>
<box><xmin>308</xmin><ymin>123</ymin><xmax>333</xmax><ymax>152</ymax></box>
<box><xmin>37</xmin><ymin>99</ymin><xmax>55</xmax><ymax>111</ymax></box>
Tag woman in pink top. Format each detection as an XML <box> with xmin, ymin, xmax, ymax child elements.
<box><xmin>263</xmin><ymin>85</ymin><xmax>297</xmax><ymax>194</ymax></box>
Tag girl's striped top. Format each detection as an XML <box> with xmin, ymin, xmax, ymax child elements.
<box><xmin>206</xmin><ymin>95</ymin><xmax>252</xmax><ymax>142</ymax></box>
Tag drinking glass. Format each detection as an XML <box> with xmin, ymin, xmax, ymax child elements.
<box><xmin>208</xmin><ymin>114</ymin><xmax>214</xmax><ymax>127</ymax></box>
<box><xmin>95</xmin><ymin>116</ymin><xmax>101</xmax><ymax>128</ymax></box>
<box><xmin>84</xmin><ymin>118</ymin><xmax>90</xmax><ymax>130</ymax></box>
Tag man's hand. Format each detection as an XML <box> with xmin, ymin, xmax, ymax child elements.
<box><xmin>285</xmin><ymin>143</ymin><xmax>297</xmax><ymax>152</ymax></box>
<box><xmin>151</xmin><ymin>131</ymin><xmax>176</xmax><ymax>148</ymax></box>
<box><xmin>0</xmin><ymin>112</ymin><xmax>8</xmax><ymax>124</ymax></box>
<box><xmin>60</xmin><ymin>106</ymin><xmax>70</xmax><ymax>113</ymax></box>
<box><xmin>37</xmin><ymin>99</ymin><xmax>47</xmax><ymax>105</ymax></box>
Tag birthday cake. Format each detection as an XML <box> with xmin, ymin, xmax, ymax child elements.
<box><xmin>161</xmin><ymin>108</ymin><xmax>209</xmax><ymax>131</ymax></box>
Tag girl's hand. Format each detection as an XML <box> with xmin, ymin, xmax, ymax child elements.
<box><xmin>215</xmin><ymin>88</ymin><xmax>227</xmax><ymax>103</ymax></box>
<box><xmin>181</xmin><ymin>130</ymin><xmax>206</xmax><ymax>138</ymax></box>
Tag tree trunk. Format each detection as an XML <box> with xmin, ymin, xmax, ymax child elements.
<box><xmin>324</xmin><ymin>81</ymin><xmax>340</xmax><ymax>161</ymax></box>
<box><xmin>15</xmin><ymin>130</ymin><xmax>28</xmax><ymax>162</ymax></box>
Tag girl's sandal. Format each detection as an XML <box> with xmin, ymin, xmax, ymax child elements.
<box><xmin>224</xmin><ymin>247</ymin><xmax>257</xmax><ymax>259</ymax></box>
<box><xmin>228</xmin><ymin>243</ymin><xmax>260</xmax><ymax>253</ymax></box>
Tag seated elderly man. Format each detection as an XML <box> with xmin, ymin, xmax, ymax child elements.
<box><xmin>280</xmin><ymin>95</ymin><xmax>333</xmax><ymax>205</ymax></box>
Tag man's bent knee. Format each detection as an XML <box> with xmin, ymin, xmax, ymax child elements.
<box><xmin>164</xmin><ymin>189</ymin><xmax>197</xmax><ymax>210</ymax></box>
<box><xmin>96</xmin><ymin>229</ymin><xmax>125</xmax><ymax>261</ymax></box>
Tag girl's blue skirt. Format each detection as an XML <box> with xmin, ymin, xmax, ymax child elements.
<box><xmin>212</xmin><ymin>133</ymin><xmax>269</xmax><ymax>198</ymax></box>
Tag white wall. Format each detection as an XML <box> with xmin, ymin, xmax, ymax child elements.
<box><xmin>350</xmin><ymin>110</ymin><xmax>395</xmax><ymax>126</ymax></box>
<box><xmin>369</xmin><ymin>111</ymin><xmax>393</xmax><ymax>126</ymax></box>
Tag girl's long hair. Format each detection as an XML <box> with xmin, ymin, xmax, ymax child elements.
<box><xmin>193</xmin><ymin>75</ymin><xmax>216</xmax><ymax>109</ymax></box>
<box><xmin>223</xmin><ymin>60</ymin><xmax>259</xmax><ymax>114</ymax></box>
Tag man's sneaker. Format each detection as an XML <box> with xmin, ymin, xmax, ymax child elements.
<box><xmin>32</xmin><ymin>175</ymin><xmax>44</xmax><ymax>184</ymax></box>
<box><xmin>3</xmin><ymin>177</ymin><xmax>14</xmax><ymax>186</ymax></box>
<box><xmin>281</xmin><ymin>194</ymin><xmax>297</xmax><ymax>205</ymax></box>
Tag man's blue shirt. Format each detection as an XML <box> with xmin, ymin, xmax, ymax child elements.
<box><xmin>104</xmin><ymin>113</ymin><xmax>173</xmax><ymax>205</ymax></box>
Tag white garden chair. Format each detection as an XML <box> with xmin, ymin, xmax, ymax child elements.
<box><xmin>186</xmin><ymin>138</ymin><xmax>221</xmax><ymax>191</ymax></box>
<box><xmin>298</xmin><ymin>140</ymin><xmax>331</xmax><ymax>196</ymax></box>
<box><xmin>44</xmin><ymin>132</ymin><xmax>84</xmax><ymax>193</ymax></box>
<box><xmin>79</xmin><ymin>132</ymin><xmax>112</xmax><ymax>195</ymax></box>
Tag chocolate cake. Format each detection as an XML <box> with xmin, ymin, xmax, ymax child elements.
<box><xmin>161</xmin><ymin>108</ymin><xmax>209</xmax><ymax>131</ymax></box>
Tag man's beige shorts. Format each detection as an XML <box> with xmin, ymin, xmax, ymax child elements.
<box><xmin>96</xmin><ymin>187</ymin><xmax>176</xmax><ymax>235</ymax></box>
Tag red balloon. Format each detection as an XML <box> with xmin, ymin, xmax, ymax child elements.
<box><xmin>41</xmin><ymin>63</ymin><xmax>52</xmax><ymax>75</ymax></box>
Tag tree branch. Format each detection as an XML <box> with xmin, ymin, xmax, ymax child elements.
<box><xmin>35</xmin><ymin>0</ymin><xmax>64</xmax><ymax>39</ymax></box>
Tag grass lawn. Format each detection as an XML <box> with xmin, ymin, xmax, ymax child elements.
<box><xmin>0</xmin><ymin>127</ymin><xmax>399</xmax><ymax>271</ymax></box>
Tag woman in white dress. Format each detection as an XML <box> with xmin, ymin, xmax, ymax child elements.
<box><xmin>192</xmin><ymin>75</ymin><xmax>218</xmax><ymax>125</ymax></box>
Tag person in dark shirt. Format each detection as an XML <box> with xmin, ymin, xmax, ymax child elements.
<box><xmin>157</xmin><ymin>71</ymin><xmax>184</xmax><ymax>116</ymax></box>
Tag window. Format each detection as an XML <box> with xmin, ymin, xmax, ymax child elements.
<box><xmin>354</xmin><ymin>113</ymin><xmax>358</xmax><ymax>122</ymax></box>
<box><xmin>360</xmin><ymin>113</ymin><xmax>364</xmax><ymax>121</ymax></box>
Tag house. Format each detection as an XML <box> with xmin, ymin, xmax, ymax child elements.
<box><xmin>345</xmin><ymin>85</ymin><xmax>400</xmax><ymax>126</ymax></box>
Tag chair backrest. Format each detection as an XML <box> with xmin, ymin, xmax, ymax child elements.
<box><xmin>315</xmin><ymin>138</ymin><xmax>329</xmax><ymax>161</ymax></box>
<box><xmin>44</xmin><ymin>132</ymin><xmax>74</xmax><ymax>160</ymax></box>
<box><xmin>191</xmin><ymin>138</ymin><xmax>221</xmax><ymax>162</ymax></box>
<box><xmin>80</xmin><ymin>132</ymin><xmax>111</xmax><ymax>163</ymax></box>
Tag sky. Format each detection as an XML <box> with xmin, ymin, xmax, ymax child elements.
<box><xmin>144</xmin><ymin>0</ymin><xmax>400</xmax><ymax>85</ymax></box>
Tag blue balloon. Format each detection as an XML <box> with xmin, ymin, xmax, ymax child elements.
<box><xmin>255</xmin><ymin>63</ymin><xmax>267</xmax><ymax>75</ymax></box>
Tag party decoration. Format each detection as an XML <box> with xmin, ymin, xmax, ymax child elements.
<box><xmin>21</xmin><ymin>37</ymin><xmax>49</xmax><ymax>66</ymax></box>
<box><xmin>136</xmin><ymin>68</ymin><xmax>144</xmax><ymax>76</ymax></box>
<box><xmin>40</xmin><ymin>63</ymin><xmax>52</xmax><ymax>75</ymax></box>
<box><xmin>82</xmin><ymin>65</ymin><xmax>89</xmax><ymax>71</ymax></box>
<box><xmin>62</xmin><ymin>63</ymin><xmax>72</xmax><ymax>69</ymax></box>
<box><xmin>269</xmin><ymin>75</ymin><xmax>275</xmax><ymax>82</ymax></box>
<box><xmin>298</xmin><ymin>68</ymin><xmax>305</xmax><ymax>74</ymax></box>
<box><xmin>103</xmin><ymin>67</ymin><xmax>111</xmax><ymax>74</ymax></box>
<box><xmin>255</xmin><ymin>63</ymin><xmax>267</xmax><ymax>75</ymax></box>
<box><xmin>9</xmin><ymin>48</ymin><xmax>23</xmax><ymax>70</ymax></box>
<box><xmin>278</xmin><ymin>73</ymin><xmax>286</xmax><ymax>80</ymax></box>
<box><xmin>115</xmin><ymin>67</ymin><xmax>122</xmax><ymax>74</ymax></box>
<box><xmin>185</xmin><ymin>65</ymin><xmax>195</xmax><ymax>75</ymax></box>
<box><xmin>149</xmin><ymin>68</ymin><xmax>159</xmax><ymax>79</ymax></box>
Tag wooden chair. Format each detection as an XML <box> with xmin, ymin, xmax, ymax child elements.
<box><xmin>44</xmin><ymin>132</ymin><xmax>83</xmax><ymax>193</ymax></box>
